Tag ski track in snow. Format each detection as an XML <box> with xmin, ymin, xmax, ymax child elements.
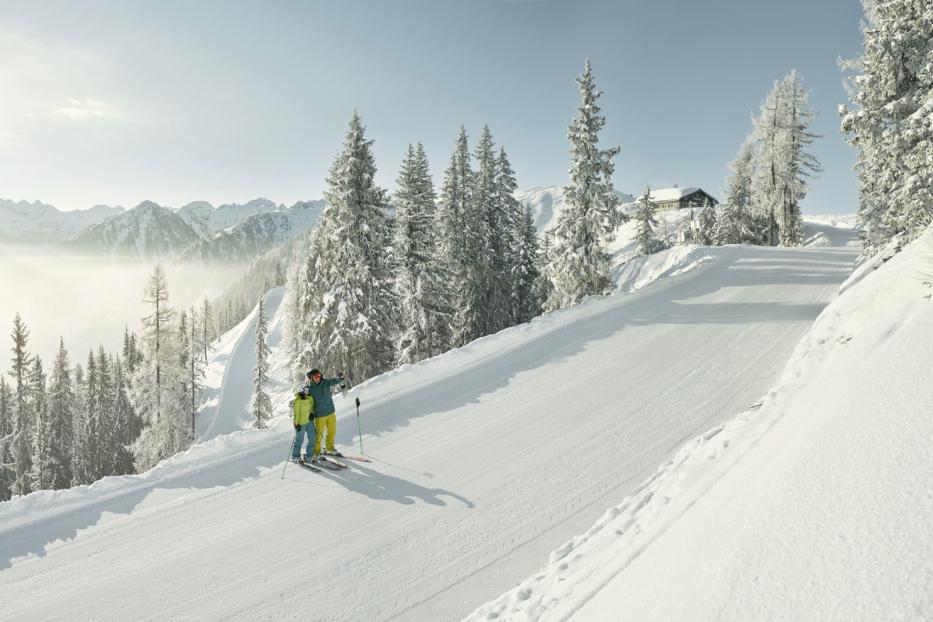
<box><xmin>0</xmin><ymin>234</ymin><xmax>859</xmax><ymax>622</ymax></box>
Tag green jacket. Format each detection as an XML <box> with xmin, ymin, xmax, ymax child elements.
<box><xmin>306</xmin><ymin>377</ymin><xmax>343</xmax><ymax>419</ymax></box>
<box><xmin>293</xmin><ymin>393</ymin><xmax>315</xmax><ymax>426</ymax></box>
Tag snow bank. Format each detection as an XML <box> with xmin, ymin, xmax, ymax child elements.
<box><xmin>465</xmin><ymin>227</ymin><xmax>933</xmax><ymax>621</ymax></box>
<box><xmin>804</xmin><ymin>213</ymin><xmax>859</xmax><ymax>229</ymax></box>
<box><xmin>612</xmin><ymin>244</ymin><xmax>718</xmax><ymax>294</ymax></box>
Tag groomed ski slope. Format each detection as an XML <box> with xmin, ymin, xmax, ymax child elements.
<box><xmin>0</xmin><ymin>233</ymin><xmax>857</xmax><ymax>621</ymax></box>
<box><xmin>468</xmin><ymin>226</ymin><xmax>933</xmax><ymax>622</ymax></box>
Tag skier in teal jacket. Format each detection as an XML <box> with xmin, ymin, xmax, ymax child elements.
<box><xmin>305</xmin><ymin>368</ymin><xmax>345</xmax><ymax>460</ymax></box>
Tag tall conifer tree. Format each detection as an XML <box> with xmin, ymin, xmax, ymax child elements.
<box><xmin>635</xmin><ymin>186</ymin><xmax>660</xmax><ymax>256</ymax></box>
<box><xmin>251</xmin><ymin>295</ymin><xmax>273</xmax><ymax>429</ymax></box>
<box><xmin>294</xmin><ymin>112</ymin><xmax>396</xmax><ymax>382</ymax></box>
<box><xmin>47</xmin><ymin>339</ymin><xmax>75</xmax><ymax>489</ymax></box>
<box><xmin>28</xmin><ymin>355</ymin><xmax>49</xmax><ymax>490</ymax></box>
<box><xmin>717</xmin><ymin>137</ymin><xmax>759</xmax><ymax>244</ymax></box>
<box><xmin>392</xmin><ymin>143</ymin><xmax>452</xmax><ymax>363</ymax></box>
<box><xmin>10</xmin><ymin>314</ymin><xmax>33</xmax><ymax>496</ymax></box>
<box><xmin>546</xmin><ymin>60</ymin><xmax>623</xmax><ymax>310</ymax></box>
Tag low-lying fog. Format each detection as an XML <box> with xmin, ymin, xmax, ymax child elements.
<box><xmin>0</xmin><ymin>245</ymin><xmax>244</xmax><ymax>366</ymax></box>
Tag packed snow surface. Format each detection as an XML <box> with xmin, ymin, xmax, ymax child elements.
<box><xmin>467</xmin><ymin>227</ymin><xmax>933</xmax><ymax>622</ymax></box>
<box><xmin>0</xmin><ymin>231</ymin><xmax>861</xmax><ymax>621</ymax></box>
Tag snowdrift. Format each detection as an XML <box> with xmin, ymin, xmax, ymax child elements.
<box><xmin>465</xmin><ymin>228</ymin><xmax>933</xmax><ymax>621</ymax></box>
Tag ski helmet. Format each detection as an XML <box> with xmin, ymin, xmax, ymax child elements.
<box><xmin>307</xmin><ymin>369</ymin><xmax>321</xmax><ymax>379</ymax></box>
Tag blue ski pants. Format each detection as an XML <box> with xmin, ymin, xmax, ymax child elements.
<box><xmin>292</xmin><ymin>423</ymin><xmax>314</xmax><ymax>459</ymax></box>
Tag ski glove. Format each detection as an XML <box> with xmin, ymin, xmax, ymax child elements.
<box><xmin>294</xmin><ymin>424</ymin><xmax>300</xmax><ymax>431</ymax></box>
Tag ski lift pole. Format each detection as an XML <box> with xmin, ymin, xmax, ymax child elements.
<box><xmin>355</xmin><ymin>397</ymin><xmax>364</xmax><ymax>455</ymax></box>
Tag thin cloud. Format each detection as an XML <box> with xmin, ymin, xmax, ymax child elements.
<box><xmin>53</xmin><ymin>98</ymin><xmax>121</xmax><ymax>121</ymax></box>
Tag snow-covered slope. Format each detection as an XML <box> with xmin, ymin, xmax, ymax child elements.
<box><xmin>196</xmin><ymin>287</ymin><xmax>292</xmax><ymax>439</ymax></box>
<box><xmin>67</xmin><ymin>200</ymin><xmax>203</xmax><ymax>259</ymax></box>
<box><xmin>467</xmin><ymin>228</ymin><xmax>933</xmax><ymax>622</ymax></box>
<box><xmin>0</xmin><ymin>199</ymin><xmax>123</xmax><ymax>244</ymax></box>
<box><xmin>516</xmin><ymin>186</ymin><xmax>634</xmax><ymax>234</ymax></box>
<box><xmin>0</xmin><ymin>230</ymin><xmax>859</xmax><ymax>621</ymax></box>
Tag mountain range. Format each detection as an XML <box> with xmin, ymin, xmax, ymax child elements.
<box><xmin>1</xmin><ymin>197</ymin><xmax>325</xmax><ymax>262</ymax></box>
<box><xmin>0</xmin><ymin>199</ymin><xmax>124</xmax><ymax>244</ymax></box>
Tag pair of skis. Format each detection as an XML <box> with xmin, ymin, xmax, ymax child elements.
<box><xmin>293</xmin><ymin>453</ymin><xmax>371</xmax><ymax>474</ymax></box>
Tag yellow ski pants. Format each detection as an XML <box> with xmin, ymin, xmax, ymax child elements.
<box><xmin>313</xmin><ymin>413</ymin><xmax>337</xmax><ymax>454</ymax></box>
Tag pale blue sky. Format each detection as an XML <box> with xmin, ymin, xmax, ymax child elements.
<box><xmin>0</xmin><ymin>0</ymin><xmax>864</xmax><ymax>212</ymax></box>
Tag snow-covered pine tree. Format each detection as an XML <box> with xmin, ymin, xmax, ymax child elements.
<box><xmin>511</xmin><ymin>205</ymin><xmax>542</xmax><ymax>325</ymax></box>
<box><xmin>77</xmin><ymin>351</ymin><xmax>98</xmax><ymax>484</ymax></box>
<box><xmin>201</xmin><ymin>298</ymin><xmax>213</xmax><ymax>363</ymax></box>
<box><xmin>495</xmin><ymin>147</ymin><xmax>538</xmax><ymax>326</ymax></box>
<box><xmin>71</xmin><ymin>362</ymin><xmax>88</xmax><ymax>486</ymax></box>
<box><xmin>0</xmin><ymin>376</ymin><xmax>14</xmax><ymax>501</ymax></box>
<box><xmin>546</xmin><ymin>60</ymin><xmax>623</xmax><ymax>310</ymax></box>
<box><xmin>678</xmin><ymin>209</ymin><xmax>697</xmax><ymax>245</ymax></box>
<box><xmin>437</xmin><ymin>127</ymin><xmax>475</xmax><ymax>345</ymax></box>
<box><xmin>283</xmin><ymin>242</ymin><xmax>310</xmax><ymax>377</ymax></box>
<box><xmin>750</xmin><ymin>72</ymin><xmax>821</xmax><ymax>246</ymax></box>
<box><xmin>122</xmin><ymin>328</ymin><xmax>137</xmax><ymax>377</ymax></box>
<box><xmin>437</xmin><ymin>127</ymin><xmax>473</xmax><ymax>281</ymax></box>
<box><xmin>92</xmin><ymin>347</ymin><xmax>115</xmax><ymax>478</ymax></box>
<box><xmin>187</xmin><ymin>307</ymin><xmax>204</xmax><ymax>441</ymax></box>
<box><xmin>134</xmin><ymin>266</ymin><xmax>188</xmax><ymax>470</ymax></box>
<box><xmin>778</xmin><ymin>71</ymin><xmax>821</xmax><ymax>246</ymax></box>
<box><xmin>696</xmin><ymin>199</ymin><xmax>718</xmax><ymax>246</ymax></box>
<box><xmin>176</xmin><ymin>310</ymin><xmax>195</xmax><ymax>442</ymax></box>
<box><xmin>251</xmin><ymin>295</ymin><xmax>273</xmax><ymax>429</ymax></box>
<box><xmin>109</xmin><ymin>356</ymin><xmax>137</xmax><ymax>475</ymax></box>
<box><xmin>635</xmin><ymin>186</ymin><xmax>660</xmax><ymax>256</ymax></box>
<box><xmin>535</xmin><ymin>232</ymin><xmax>556</xmax><ymax>312</ymax></box>
<box><xmin>46</xmin><ymin>339</ymin><xmax>75</xmax><ymax>489</ymax></box>
<box><xmin>27</xmin><ymin>355</ymin><xmax>50</xmax><ymax>490</ymax></box>
<box><xmin>717</xmin><ymin>136</ymin><xmax>759</xmax><ymax>245</ymax></box>
<box><xmin>139</xmin><ymin>265</ymin><xmax>174</xmax><ymax>422</ymax></box>
<box><xmin>9</xmin><ymin>314</ymin><xmax>33</xmax><ymax>496</ymax></box>
<box><xmin>455</xmin><ymin>126</ymin><xmax>497</xmax><ymax>342</ymax></box>
<box><xmin>293</xmin><ymin>112</ymin><xmax>396</xmax><ymax>383</ymax></box>
<box><xmin>750</xmin><ymin>78</ymin><xmax>785</xmax><ymax>246</ymax></box>
<box><xmin>392</xmin><ymin>143</ymin><xmax>452</xmax><ymax>364</ymax></box>
<box><xmin>841</xmin><ymin>0</ymin><xmax>933</xmax><ymax>253</ymax></box>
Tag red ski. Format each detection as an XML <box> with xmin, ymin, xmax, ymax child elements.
<box><xmin>317</xmin><ymin>457</ymin><xmax>349</xmax><ymax>470</ymax></box>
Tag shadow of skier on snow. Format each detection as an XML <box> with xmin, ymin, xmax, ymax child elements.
<box><xmin>317</xmin><ymin>462</ymin><xmax>474</xmax><ymax>508</ymax></box>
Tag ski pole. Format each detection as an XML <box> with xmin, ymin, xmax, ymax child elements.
<box><xmin>281</xmin><ymin>432</ymin><xmax>295</xmax><ymax>479</ymax></box>
<box><xmin>355</xmin><ymin>396</ymin><xmax>364</xmax><ymax>455</ymax></box>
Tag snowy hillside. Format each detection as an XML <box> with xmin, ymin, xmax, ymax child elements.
<box><xmin>515</xmin><ymin>186</ymin><xmax>635</xmax><ymax>233</ymax></box>
<box><xmin>467</xmin><ymin>228</ymin><xmax>933</xmax><ymax>621</ymax></box>
<box><xmin>0</xmin><ymin>224</ymin><xmax>862</xmax><ymax>621</ymax></box>
<box><xmin>67</xmin><ymin>200</ymin><xmax>203</xmax><ymax>259</ymax></box>
<box><xmin>0</xmin><ymin>199</ymin><xmax>123</xmax><ymax>244</ymax></box>
<box><xmin>177</xmin><ymin>203</ymin><xmax>322</xmax><ymax>263</ymax></box>
<box><xmin>177</xmin><ymin>197</ymin><xmax>293</xmax><ymax>236</ymax></box>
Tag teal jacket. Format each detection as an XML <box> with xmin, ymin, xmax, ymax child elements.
<box><xmin>306</xmin><ymin>377</ymin><xmax>343</xmax><ymax>418</ymax></box>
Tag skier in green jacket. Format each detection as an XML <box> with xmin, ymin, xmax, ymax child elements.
<box><xmin>291</xmin><ymin>386</ymin><xmax>315</xmax><ymax>462</ymax></box>
<box><xmin>305</xmin><ymin>368</ymin><xmax>344</xmax><ymax>460</ymax></box>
